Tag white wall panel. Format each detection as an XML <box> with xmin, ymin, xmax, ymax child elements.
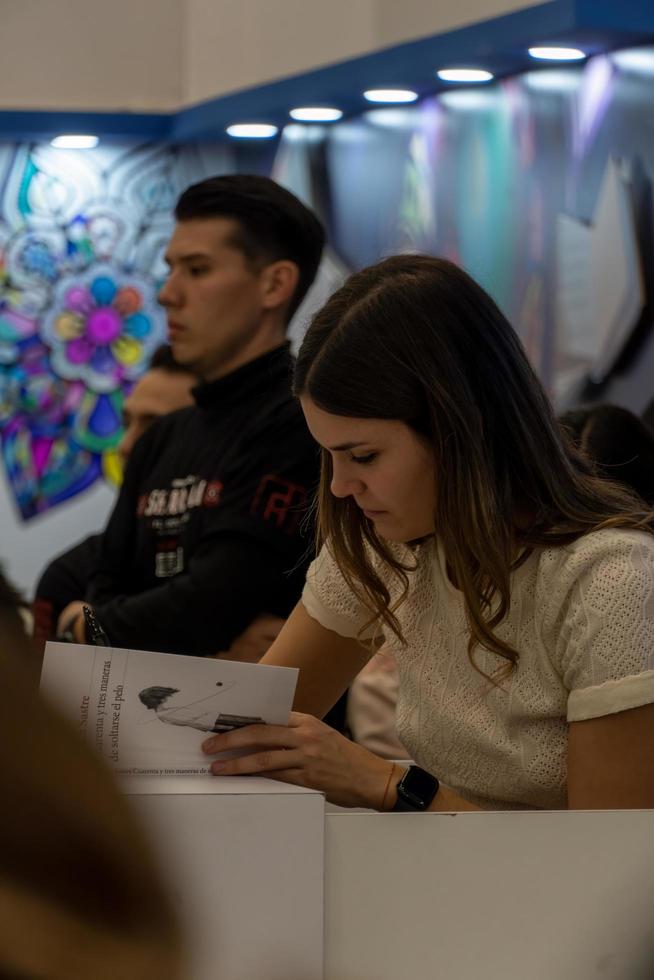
<box><xmin>0</xmin><ymin>0</ymin><xmax>183</xmax><ymax>111</ymax></box>
<box><xmin>0</xmin><ymin>0</ymin><xmax>545</xmax><ymax>112</ymax></box>
<box><xmin>376</xmin><ymin>0</ymin><xmax>545</xmax><ymax>48</ymax></box>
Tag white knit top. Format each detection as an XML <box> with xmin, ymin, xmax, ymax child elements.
<box><xmin>302</xmin><ymin>528</ymin><xmax>654</xmax><ymax>810</ymax></box>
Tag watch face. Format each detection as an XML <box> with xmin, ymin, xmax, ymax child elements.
<box><xmin>398</xmin><ymin>766</ymin><xmax>439</xmax><ymax>809</ymax></box>
<box><xmin>402</xmin><ymin>788</ymin><xmax>427</xmax><ymax>809</ymax></box>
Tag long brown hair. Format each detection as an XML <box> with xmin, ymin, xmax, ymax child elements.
<box><xmin>294</xmin><ymin>255</ymin><xmax>654</xmax><ymax>673</ymax></box>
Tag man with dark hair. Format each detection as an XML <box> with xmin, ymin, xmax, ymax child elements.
<box><xmin>34</xmin><ymin>346</ymin><xmax>197</xmax><ymax>645</ymax></box>
<box><xmin>58</xmin><ymin>175</ymin><xmax>325</xmax><ymax>659</ymax></box>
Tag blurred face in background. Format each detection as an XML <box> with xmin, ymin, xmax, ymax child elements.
<box><xmin>117</xmin><ymin>367</ymin><xmax>196</xmax><ymax>463</ymax></box>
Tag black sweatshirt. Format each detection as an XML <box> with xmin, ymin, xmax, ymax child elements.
<box><xmin>87</xmin><ymin>345</ymin><xmax>319</xmax><ymax>656</ymax></box>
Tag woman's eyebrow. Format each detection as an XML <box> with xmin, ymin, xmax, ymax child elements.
<box><xmin>328</xmin><ymin>441</ymin><xmax>369</xmax><ymax>452</ymax></box>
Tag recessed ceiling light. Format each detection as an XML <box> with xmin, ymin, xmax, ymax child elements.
<box><xmin>50</xmin><ymin>135</ymin><xmax>99</xmax><ymax>149</ymax></box>
<box><xmin>226</xmin><ymin>124</ymin><xmax>279</xmax><ymax>139</ymax></box>
<box><xmin>289</xmin><ymin>107</ymin><xmax>343</xmax><ymax>122</ymax></box>
<box><xmin>436</xmin><ymin>68</ymin><xmax>494</xmax><ymax>83</ymax></box>
<box><xmin>528</xmin><ymin>46</ymin><xmax>586</xmax><ymax>61</ymax></box>
<box><xmin>363</xmin><ymin>89</ymin><xmax>419</xmax><ymax>104</ymax></box>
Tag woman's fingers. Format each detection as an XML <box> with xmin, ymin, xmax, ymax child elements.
<box><xmin>202</xmin><ymin>714</ymin><xmax>328</xmax><ymax>758</ymax></box>
<box><xmin>210</xmin><ymin>748</ymin><xmax>304</xmax><ymax>777</ymax></box>
<box><xmin>202</xmin><ymin>723</ymin><xmax>296</xmax><ymax>756</ymax></box>
<box><xmin>200</xmin><ymin>713</ymin><xmax>387</xmax><ymax>809</ymax></box>
<box><xmin>287</xmin><ymin>711</ymin><xmax>313</xmax><ymax>727</ymax></box>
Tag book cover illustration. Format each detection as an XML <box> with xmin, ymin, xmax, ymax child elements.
<box><xmin>41</xmin><ymin>641</ymin><xmax>298</xmax><ymax>775</ymax></box>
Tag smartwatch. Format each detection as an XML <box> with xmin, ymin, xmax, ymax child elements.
<box><xmin>392</xmin><ymin>765</ymin><xmax>439</xmax><ymax>812</ymax></box>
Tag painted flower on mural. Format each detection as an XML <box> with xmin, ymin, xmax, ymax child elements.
<box><xmin>42</xmin><ymin>264</ymin><xmax>161</xmax><ymax>394</ymax></box>
<box><xmin>0</xmin><ymin>338</ymin><xmax>102</xmax><ymax>518</ymax></box>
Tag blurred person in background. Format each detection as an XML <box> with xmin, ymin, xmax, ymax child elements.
<box><xmin>560</xmin><ymin>404</ymin><xmax>654</xmax><ymax>506</ymax></box>
<box><xmin>346</xmin><ymin>646</ymin><xmax>409</xmax><ymax>760</ymax></box>
<box><xmin>33</xmin><ymin>345</ymin><xmax>196</xmax><ymax>647</ymax></box>
<box><xmin>642</xmin><ymin>396</ymin><xmax>654</xmax><ymax>437</ymax></box>
<box><xmin>0</xmin><ymin>565</ymin><xmax>181</xmax><ymax>979</ymax></box>
<box><xmin>35</xmin><ymin>343</ymin><xmax>308</xmax><ymax>671</ymax></box>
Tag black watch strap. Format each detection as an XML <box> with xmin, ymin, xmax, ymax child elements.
<box><xmin>392</xmin><ymin>765</ymin><xmax>439</xmax><ymax>812</ymax></box>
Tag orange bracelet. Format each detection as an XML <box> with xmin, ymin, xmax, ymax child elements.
<box><xmin>380</xmin><ymin>763</ymin><xmax>398</xmax><ymax>811</ymax></box>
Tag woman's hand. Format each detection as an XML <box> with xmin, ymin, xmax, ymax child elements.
<box><xmin>202</xmin><ymin>711</ymin><xmax>395</xmax><ymax>809</ymax></box>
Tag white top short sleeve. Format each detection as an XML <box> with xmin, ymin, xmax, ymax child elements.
<box><xmin>543</xmin><ymin>531</ymin><xmax>654</xmax><ymax>721</ymax></box>
<box><xmin>303</xmin><ymin>544</ymin><xmax>380</xmax><ymax>642</ymax></box>
<box><xmin>302</xmin><ymin>529</ymin><xmax>654</xmax><ymax>810</ymax></box>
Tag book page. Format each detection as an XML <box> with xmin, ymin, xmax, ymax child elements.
<box><xmin>41</xmin><ymin>641</ymin><xmax>298</xmax><ymax>776</ymax></box>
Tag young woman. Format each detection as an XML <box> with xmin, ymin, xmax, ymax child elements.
<box><xmin>202</xmin><ymin>255</ymin><xmax>654</xmax><ymax>812</ymax></box>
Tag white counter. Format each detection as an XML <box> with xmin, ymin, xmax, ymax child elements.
<box><xmin>324</xmin><ymin>808</ymin><xmax>654</xmax><ymax>980</ymax></box>
<box><xmin>126</xmin><ymin>776</ymin><xmax>324</xmax><ymax>980</ymax></box>
<box><xmin>125</xmin><ymin>778</ymin><xmax>654</xmax><ymax>980</ymax></box>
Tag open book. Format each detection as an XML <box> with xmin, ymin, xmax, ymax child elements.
<box><xmin>40</xmin><ymin>641</ymin><xmax>298</xmax><ymax>776</ymax></box>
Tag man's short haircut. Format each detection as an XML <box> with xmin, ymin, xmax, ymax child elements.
<box><xmin>148</xmin><ymin>344</ymin><xmax>194</xmax><ymax>375</ymax></box>
<box><xmin>174</xmin><ymin>174</ymin><xmax>326</xmax><ymax>323</ymax></box>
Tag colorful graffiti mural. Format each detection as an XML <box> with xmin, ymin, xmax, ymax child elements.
<box><xmin>0</xmin><ymin>142</ymin><xmax>230</xmax><ymax>519</ymax></box>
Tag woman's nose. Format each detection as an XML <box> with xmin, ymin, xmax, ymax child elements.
<box><xmin>330</xmin><ymin>468</ymin><xmax>365</xmax><ymax>499</ymax></box>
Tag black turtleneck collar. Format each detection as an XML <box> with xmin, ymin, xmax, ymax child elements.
<box><xmin>192</xmin><ymin>343</ymin><xmax>294</xmax><ymax>411</ymax></box>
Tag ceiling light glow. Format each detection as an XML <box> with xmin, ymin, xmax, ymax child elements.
<box><xmin>523</xmin><ymin>69</ymin><xmax>581</xmax><ymax>93</ymax></box>
<box><xmin>363</xmin><ymin>89</ymin><xmax>418</xmax><ymax>104</ymax></box>
<box><xmin>528</xmin><ymin>46</ymin><xmax>586</xmax><ymax>61</ymax></box>
<box><xmin>50</xmin><ymin>134</ymin><xmax>99</xmax><ymax>149</ymax></box>
<box><xmin>364</xmin><ymin>108</ymin><xmax>417</xmax><ymax>129</ymax></box>
<box><xmin>439</xmin><ymin>89</ymin><xmax>497</xmax><ymax>111</ymax></box>
<box><xmin>289</xmin><ymin>107</ymin><xmax>343</xmax><ymax>122</ymax></box>
<box><xmin>611</xmin><ymin>47</ymin><xmax>654</xmax><ymax>75</ymax></box>
<box><xmin>282</xmin><ymin>124</ymin><xmax>326</xmax><ymax>142</ymax></box>
<box><xmin>436</xmin><ymin>68</ymin><xmax>493</xmax><ymax>83</ymax></box>
<box><xmin>226</xmin><ymin>124</ymin><xmax>279</xmax><ymax>139</ymax></box>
